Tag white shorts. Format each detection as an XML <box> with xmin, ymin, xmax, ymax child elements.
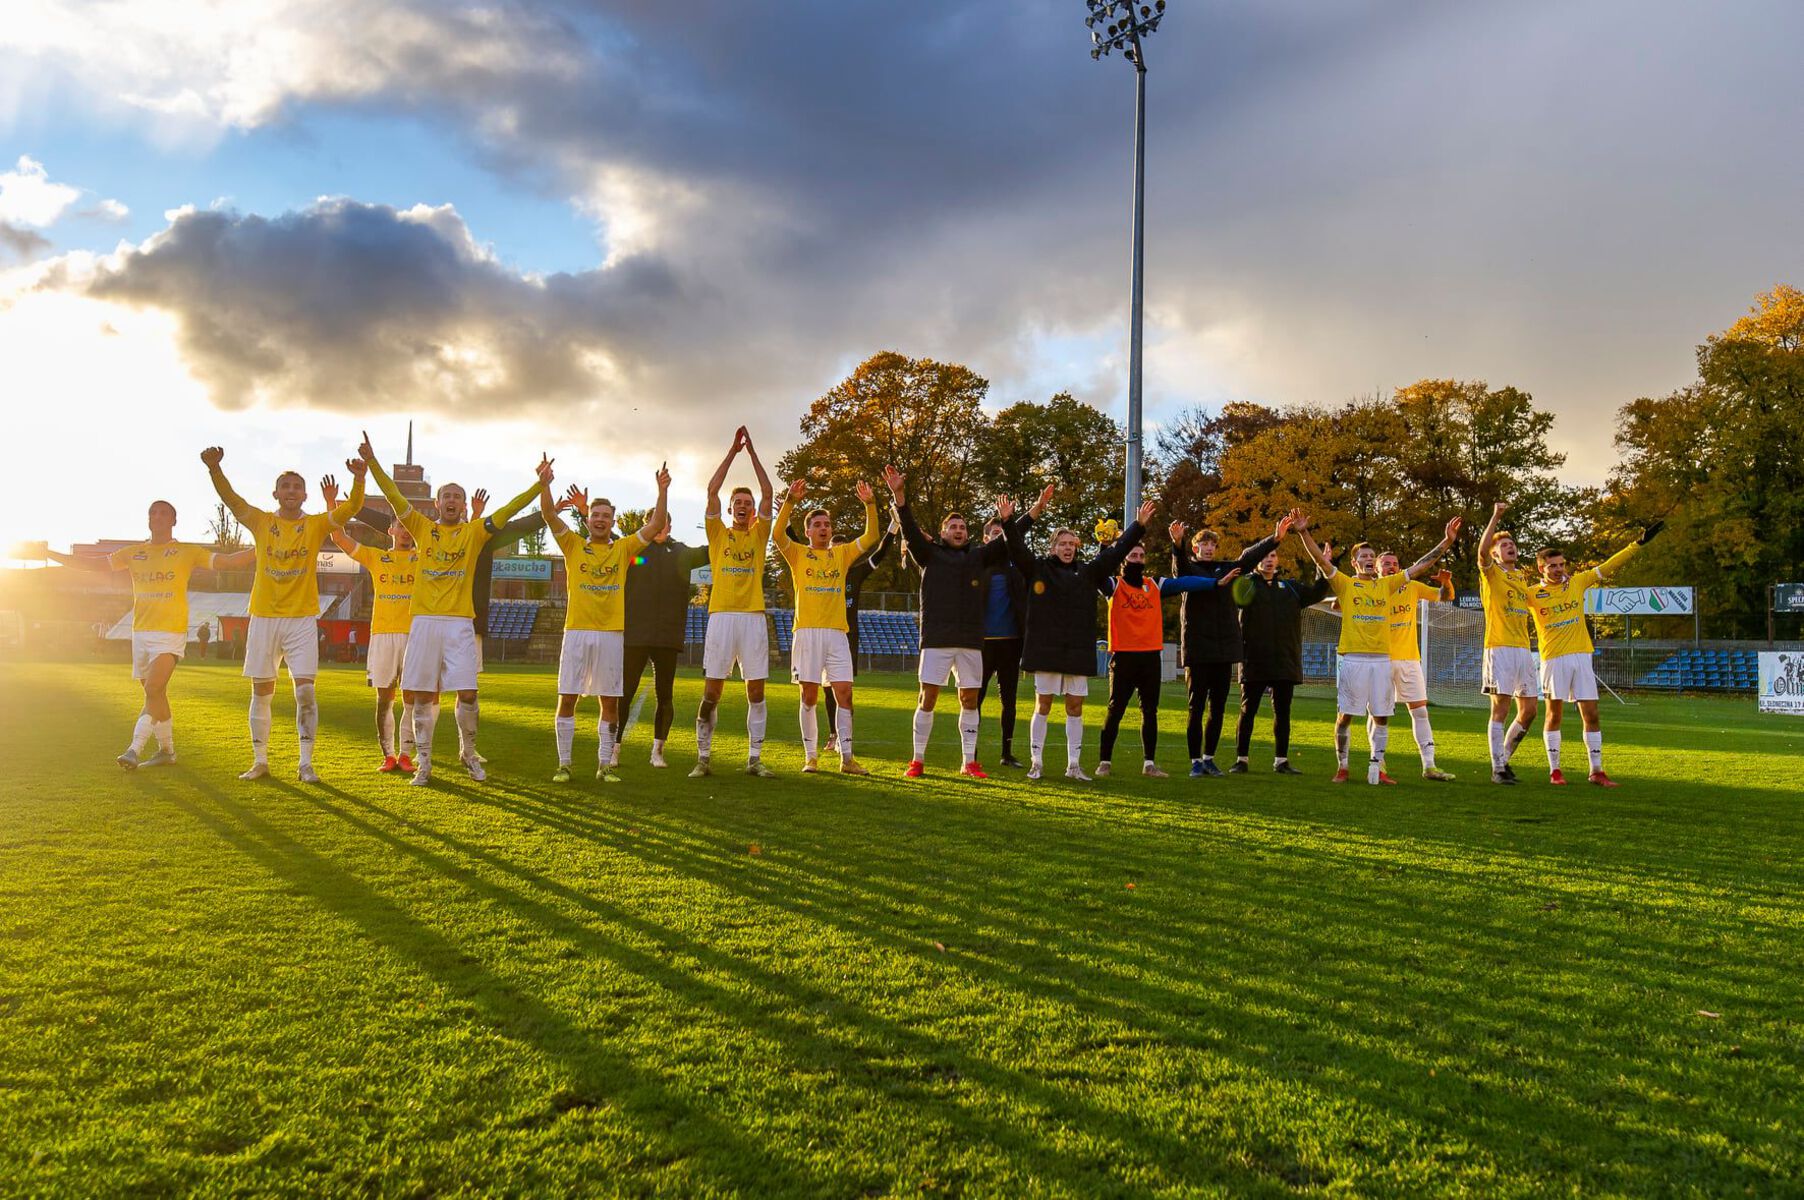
<box><xmin>243</xmin><ymin>616</ymin><xmax>320</xmax><ymax>680</ymax></box>
<box><xmin>131</xmin><ymin>631</ymin><xmax>186</xmax><ymax>679</ymax></box>
<box><xmin>1483</xmin><ymin>646</ymin><xmax>1542</xmax><ymax>698</ymax></box>
<box><xmin>558</xmin><ymin>629</ymin><xmax>625</xmax><ymax>697</ymax></box>
<box><xmin>401</xmin><ymin>615</ymin><xmax>479</xmax><ymax>694</ymax></box>
<box><xmin>1034</xmin><ymin>671</ymin><xmax>1089</xmax><ymax>698</ymax></box>
<box><xmin>918</xmin><ymin>646</ymin><xmax>982</xmax><ymax>689</ymax></box>
<box><xmin>791</xmin><ymin>627</ymin><xmax>854</xmax><ymax>686</ymax></box>
<box><xmin>1540</xmin><ymin>652</ymin><xmax>1599</xmax><ymax>703</ymax></box>
<box><xmin>474</xmin><ymin>635</ymin><xmax>485</xmax><ymax>675</ymax></box>
<box><xmin>1336</xmin><ymin>653</ymin><xmax>1393</xmax><ymax>716</ymax></box>
<box><xmin>367</xmin><ymin>633</ymin><xmax>408</xmax><ymax>689</ymax></box>
<box><xmin>702</xmin><ymin>611</ymin><xmax>770</xmax><ymax>681</ymax></box>
<box><xmin>1391</xmin><ymin>659</ymin><xmax>1428</xmax><ymax>707</ymax></box>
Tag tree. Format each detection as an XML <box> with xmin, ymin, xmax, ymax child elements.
<box><xmin>1153</xmin><ymin>401</ymin><xmax>1282</xmax><ymax>528</ymax></box>
<box><xmin>208</xmin><ymin>502</ymin><xmax>244</xmax><ymax>550</ymax></box>
<box><xmin>971</xmin><ymin>392</ymin><xmax>1124</xmax><ymax>544</ymax></box>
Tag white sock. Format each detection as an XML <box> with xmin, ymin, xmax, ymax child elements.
<box><xmin>799</xmin><ymin>702</ymin><xmax>818</xmax><ymax>759</ymax></box>
<box><xmin>249</xmin><ymin>691</ymin><xmax>273</xmax><ymax>764</ymax></box>
<box><xmin>129</xmin><ymin>712</ymin><xmax>154</xmax><ymax>753</ymax></box>
<box><xmin>378</xmin><ymin>705</ymin><xmax>395</xmax><ymax>757</ymax></box>
<box><xmin>747</xmin><ymin>700</ymin><xmax>767</xmax><ymax>762</ymax></box>
<box><xmin>911</xmin><ymin>708</ymin><xmax>933</xmax><ymax>761</ymax></box>
<box><xmin>1505</xmin><ymin>720</ymin><xmax>1528</xmax><ymax>763</ymax></box>
<box><xmin>455</xmin><ymin>698</ymin><xmax>479</xmax><ymax>761</ymax></box>
<box><xmin>596</xmin><ymin>713</ymin><xmax>614</xmax><ymax>768</ymax></box>
<box><xmin>1410</xmin><ymin>707</ymin><xmax>1435</xmax><ymax>768</ymax></box>
<box><xmin>555</xmin><ymin>716</ymin><xmax>575</xmax><ymax>766</ymax></box>
<box><xmin>1584</xmin><ymin>730</ymin><xmax>1603</xmax><ymax>773</ymax></box>
<box><xmin>1364</xmin><ymin>715</ymin><xmax>1376</xmax><ymax>751</ymax></box>
<box><xmin>696</xmin><ymin>702</ymin><xmax>717</xmax><ymax>758</ymax></box>
<box><xmin>958</xmin><ymin>707</ymin><xmax>979</xmax><ymax>763</ymax></box>
<box><xmin>1544</xmin><ymin>729</ymin><xmax>1562</xmax><ymax>771</ymax></box>
<box><xmin>1030</xmin><ymin>711</ymin><xmax>1048</xmax><ymax>767</ymax></box>
<box><xmin>836</xmin><ymin>708</ymin><xmax>853</xmax><ymax>759</ymax></box>
<box><xmin>1488</xmin><ymin>721</ymin><xmax>1505</xmax><ymax>770</ymax></box>
<box><xmin>399</xmin><ymin>701</ymin><xmax>417</xmax><ymax>755</ymax></box>
<box><xmin>293</xmin><ymin>682</ymin><xmax>318</xmax><ymax>767</ymax></box>
<box><xmin>1335</xmin><ymin>723</ymin><xmax>1350</xmax><ymax>769</ymax></box>
<box><xmin>152</xmin><ymin>719</ymin><xmax>174</xmax><ymax>753</ymax></box>
<box><xmin>414</xmin><ymin>701</ymin><xmax>439</xmax><ymax>766</ymax></box>
<box><xmin>1065</xmin><ymin>714</ymin><xmax>1084</xmax><ymax>770</ymax></box>
<box><xmin>1369</xmin><ymin>722</ymin><xmax>1388</xmax><ymax>766</ymax></box>
<box><xmin>653</xmin><ymin>736</ymin><xmax>666</xmax><ymax>755</ymax></box>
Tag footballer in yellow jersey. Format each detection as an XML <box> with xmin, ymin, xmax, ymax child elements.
<box><xmin>692</xmin><ymin>426</ymin><xmax>778</xmax><ymax>778</ymax></box>
<box><xmin>540</xmin><ymin>466</ymin><xmax>671</xmax><ymax>783</ymax></box>
<box><xmin>46</xmin><ymin>499</ymin><xmax>253</xmax><ymax>770</ymax></box>
<box><xmin>1378</xmin><ymin>551</ymin><xmax>1458</xmax><ymax>781</ymax></box>
<box><xmin>325</xmin><ymin>497</ymin><xmax>420</xmax><ymax>773</ymax></box>
<box><xmin>773</xmin><ymin>478</ymin><xmax>881</xmax><ymax>774</ymax></box>
<box><xmin>1297</xmin><ymin>514</ymin><xmax>1459</xmax><ymax>785</ymax></box>
<box><xmin>1523</xmin><ymin>523</ymin><xmax>1660</xmax><ymax>787</ymax></box>
<box><xmin>202</xmin><ymin>446</ymin><xmax>366</xmax><ymax>783</ymax></box>
<box><xmin>1476</xmin><ymin>500</ymin><xmax>1543</xmax><ymax>783</ymax></box>
<box><xmin>359</xmin><ymin>430</ymin><xmax>543</xmax><ymax>785</ymax></box>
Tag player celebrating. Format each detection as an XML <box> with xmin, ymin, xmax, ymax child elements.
<box><xmin>45</xmin><ymin>502</ymin><xmax>253</xmax><ymax>769</ymax></box>
<box><xmin>542</xmin><ymin>467</ymin><xmax>671</xmax><ymax>783</ymax></box>
<box><xmin>692</xmin><ymin>427</ymin><xmax>777</xmax><ymax>778</ymax></box>
<box><xmin>615</xmin><ymin>502</ymin><xmax>710</xmax><ymax>769</ymax></box>
<box><xmin>324</xmin><ymin>494</ymin><xmax>418</xmax><ymax>774</ymax></box>
<box><xmin>1005</xmin><ymin>487</ymin><xmax>1151</xmax><ymax>781</ymax></box>
<box><xmin>1095</xmin><ymin>542</ymin><xmax>1237</xmax><ymax>778</ymax></box>
<box><xmin>1377</xmin><ymin>547</ymin><xmax>1459</xmax><ymax>781</ymax></box>
<box><xmin>773</xmin><ymin>477</ymin><xmax>883</xmax><ymax>774</ymax></box>
<box><xmin>1230</xmin><ymin>542</ymin><xmax>1332</xmax><ymax>773</ymax></box>
<box><xmin>977</xmin><ymin>519</ymin><xmax>1028</xmax><ymax>767</ymax></box>
<box><xmin>1295</xmin><ymin>514</ymin><xmax>1458</xmax><ymax>785</ymax></box>
<box><xmin>1525</xmin><ymin>523</ymin><xmax>1662</xmax><ymax>785</ymax></box>
<box><xmin>1476</xmin><ymin>501</ymin><xmax>1541</xmax><ymax>784</ymax></box>
<box><xmin>820</xmin><ymin>510</ymin><xmax>898</xmax><ymax>756</ymax></box>
<box><xmin>886</xmin><ymin>464</ymin><xmax>1015</xmax><ymax>778</ymax></box>
<box><xmin>202</xmin><ymin>447</ymin><xmax>365</xmax><ymax>782</ymax></box>
<box><xmin>359</xmin><ymin>431</ymin><xmax>541</xmax><ymax>785</ymax></box>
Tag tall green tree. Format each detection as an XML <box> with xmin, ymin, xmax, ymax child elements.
<box><xmin>972</xmin><ymin>392</ymin><xmax>1124</xmax><ymax>544</ymax></box>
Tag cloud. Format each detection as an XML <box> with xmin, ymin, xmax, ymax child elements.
<box><xmin>0</xmin><ymin>221</ymin><xmax>52</xmax><ymax>262</ymax></box>
<box><xmin>0</xmin><ymin>155</ymin><xmax>81</xmax><ymax>227</ymax></box>
<box><xmin>79</xmin><ymin>198</ymin><xmax>131</xmax><ymax>222</ymax></box>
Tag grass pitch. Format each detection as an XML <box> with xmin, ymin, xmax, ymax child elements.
<box><xmin>2</xmin><ymin>659</ymin><xmax>1802</xmax><ymax>1197</ymax></box>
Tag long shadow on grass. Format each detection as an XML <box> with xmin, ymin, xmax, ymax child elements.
<box><xmin>136</xmin><ymin>772</ymin><xmax>843</xmax><ymax>1199</ymax></box>
<box><xmin>291</xmin><ymin>780</ymin><xmax>1316</xmax><ymax>1197</ymax></box>
<box><xmin>481</xmin><ymin>779</ymin><xmax>1800</xmax><ymax>1194</ymax></box>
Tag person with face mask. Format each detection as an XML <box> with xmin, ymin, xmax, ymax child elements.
<box><xmin>1004</xmin><ymin>486</ymin><xmax>1152</xmax><ymax>781</ymax></box>
<box><xmin>1230</xmin><ymin>540</ymin><xmax>1333</xmax><ymax>774</ymax></box>
<box><xmin>977</xmin><ymin>518</ymin><xmax>1028</xmax><ymax>767</ymax></box>
<box><xmin>1094</xmin><ymin>544</ymin><xmax>1237</xmax><ymax>777</ymax></box>
<box><xmin>612</xmin><ymin>501</ymin><xmax>711</xmax><ymax>770</ymax></box>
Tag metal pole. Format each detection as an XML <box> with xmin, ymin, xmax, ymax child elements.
<box><xmin>1124</xmin><ymin>53</ymin><xmax>1147</xmax><ymax>519</ymax></box>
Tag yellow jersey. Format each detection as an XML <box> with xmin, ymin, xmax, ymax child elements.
<box><xmin>1479</xmin><ymin>562</ymin><xmax>1535</xmax><ymax>650</ymax></box>
<box><xmin>706</xmin><ymin>513</ymin><xmax>771</xmax><ymax>613</ymax></box>
<box><xmin>370</xmin><ymin>464</ymin><xmax>537</xmax><ymax>619</ymax></box>
<box><xmin>349</xmin><ymin>544</ymin><xmax>418</xmax><ymax>636</ymax></box>
<box><xmin>214</xmin><ymin>474</ymin><xmax>364</xmax><ymax>619</ymax></box>
<box><xmin>1525</xmin><ymin>541</ymin><xmax>1641</xmax><ymax>660</ymax></box>
<box><xmin>773</xmin><ymin>498</ymin><xmax>880</xmax><ymax>632</ymax></box>
<box><xmin>554</xmin><ymin>524</ymin><xmax>647</xmax><ymax>632</ymax></box>
<box><xmin>1384</xmin><ymin>578</ymin><xmax>1444</xmax><ymax>661</ymax></box>
<box><xmin>107</xmin><ymin>541</ymin><xmax>216</xmax><ymax>635</ymax></box>
<box><xmin>1329</xmin><ymin>570</ymin><xmax>1410</xmax><ymax>656</ymax></box>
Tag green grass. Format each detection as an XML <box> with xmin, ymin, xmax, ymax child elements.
<box><xmin>2</xmin><ymin>660</ymin><xmax>1802</xmax><ymax>1198</ymax></box>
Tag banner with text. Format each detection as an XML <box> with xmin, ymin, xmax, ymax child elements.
<box><xmin>1774</xmin><ymin>583</ymin><xmax>1804</xmax><ymax>613</ymax></box>
<box><xmin>1583</xmin><ymin>586</ymin><xmax>1694</xmax><ymax>616</ymax></box>
<box><xmin>490</xmin><ymin>557</ymin><xmax>552</xmax><ymax>581</ymax></box>
<box><xmin>1758</xmin><ymin>651</ymin><xmax>1804</xmax><ymax>715</ymax></box>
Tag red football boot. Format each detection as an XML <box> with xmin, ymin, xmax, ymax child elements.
<box><xmin>960</xmin><ymin>761</ymin><xmax>989</xmax><ymax>779</ymax></box>
<box><xmin>378</xmin><ymin>755</ymin><xmax>399</xmax><ymax>773</ymax></box>
<box><xmin>397</xmin><ymin>753</ymin><xmax>417</xmax><ymax>775</ymax></box>
<box><xmin>1587</xmin><ymin>771</ymin><xmax>1619</xmax><ymax>788</ymax></box>
<box><xmin>1375</xmin><ymin>772</ymin><xmax>1398</xmax><ymax>785</ymax></box>
<box><xmin>903</xmin><ymin>760</ymin><xmax>926</xmax><ymax>778</ymax></box>
<box><xmin>1548</xmin><ymin>768</ymin><xmax>1568</xmax><ymax>785</ymax></box>
<box><xmin>1332</xmin><ymin>767</ymin><xmax>1350</xmax><ymax>783</ymax></box>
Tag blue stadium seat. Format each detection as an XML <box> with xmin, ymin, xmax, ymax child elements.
<box><xmin>485</xmin><ymin>599</ymin><xmax>540</xmax><ymax>641</ymax></box>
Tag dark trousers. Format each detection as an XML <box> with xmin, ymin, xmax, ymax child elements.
<box><xmin>1235</xmin><ymin>679</ymin><xmax>1296</xmax><ymax>759</ymax></box>
<box><xmin>619</xmin><ymin>644</ymin><xmax>678</xmax><ymax>742</ymax></box>
<box><xmin>1100</xmin><ymin>650</ymin><xmax>1162</xmax><ymax>763</ymax></box>
<box><xmin>1185</xmin><ymin>661</ymin><xmax>1235</xmax><ymax>759</ymax></box>
<box><xmin>979</xmin><ymin>636</ymin><xmax>1023</xmax><ymax>752</ymax></box>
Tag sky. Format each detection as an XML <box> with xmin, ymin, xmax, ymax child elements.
<box><xmin>3</xmin><ymin>0</ymin><xmax>1802</xmax><ymax>554</ymax></box>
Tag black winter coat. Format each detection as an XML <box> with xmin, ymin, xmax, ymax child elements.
<box><xmin>1006</xmin><ymin>515</ymin><xmax>1143</xmax><ymax>676</ymax></box>
<box><xmin>1170</xmin><ymin>533</ymin><xmax>1280</xmax><ymax>666</ymax></box>
<box><xmin>1233</xmin><ymin>572</ymin><xmax>1331</xmax><ymax>683</ymax></box>
<box><xmin>624</xmin><ymin>539</ymin><xmax>709</xmax><ymax>648</ymax></box>
<box><xmin>897</xmin><ymin>504</ymin><xmax>1012</xmax><ymax>649</ymax></box>
<box><xmin>842</xmin><ymin>527</ymin><xmax>896</xmax><ymax>658</ymax></box>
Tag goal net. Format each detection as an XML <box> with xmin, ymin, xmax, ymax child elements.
<box><xmin>1295</xmin><ymin>601</ymin><xmax>1490</xmax><ymax>710</ymax></box>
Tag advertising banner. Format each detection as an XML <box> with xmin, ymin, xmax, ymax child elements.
<box><xmin>1583</xmin><ymin>586</ymin><xmax>1694</xmax><ymax>616</ymax></box>
<box><xmin>1773</xmin><ymin>583</ymin><xmax>1804</xmax><ymax>613</ymax></box>
<box><xmin>490</xmin><ymin>557</ymin><xmax>552</xmax><ymax>581</ymax></box>
<box><xmin>1758</xmin><ymin>651</ymin><xmax>1804</xmax><ymax>715</ymax></box>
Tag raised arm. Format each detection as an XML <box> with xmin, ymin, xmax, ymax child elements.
<box><xmin>200</xmin><ymin>446</ymin><xmax>259</xmax><ymax>525</ymax></box>
<box><xmin>213</xmin><ymin>548</ymin><xmax>257</xmax><ymax>570</ymax></box>
<box><xmin>1233</xmin><ymin>509</ymin><xmax>1296</xmax><ymax>571</ymax></box>
<box><xmin>325</xmin><ymin>458</ymin><xmax>366</xmax><ymax>528</ymax></box>
<box><xmin>1169</xmin><ymin>521</ymin><xmax>1194</xmax><ymax>577</ymax></box>
<box><xmin>1091</xmin><ymin>499</ymin><xmax>1155</xmax><ymax>579</ymax></box>
<box><xmin>328</xmin><ymin>528</ymin><xmax>359</xmax><ymax>555</ymax></box>
<box><xmin>1478</xmin><ymin>500</ymin><xmax>1507</xmax><ymax>562</ymax></box>
<box><xmin>851</xmin><ymin>480</ymin><xmax>880</xmax><ymax>554</ymax></box>
<box><xmin>705</xmin><ymin>429</ymin><xmax>742</xmax><ymax>519</ymax></box>
<box><xmin>1161</xmin><ymin>567</ymin><xmax>1238</xmax><ymax>597</ymax></box>
<box><xmin>885</xmin><ymin>464</ymin><xmax>936</xmax><ymax>564</ymax></box>
<box><xmin>1293</xmin><ymin>514</ymin><xmax>1336</xmax><ymax>579</ymax></box>
<box><xmin>1404</xmin><ymin>516</ymin><xmax>1462</xmax><ymax>580</ymax></box>
<box><xmin>742</xmin><ymin>431</ymin><xmax>775</xmax><ymax>519</ymax></box>
<box><xmin>1594</xmin><ymin>530</ymin><xmax>1654</xmax><ymax>583</ymax></box>
<box><xmin>484</xmin><ymin>456</ymin><xmax>551</xmax><ymax>532</ymax></box>
<box><xmin>45</xmin><ymin>548</ymin><xmax>118</xmax><ymax>573</ymax></box>
<box><xmin>642</xmin><ymin>462</ymin><xmax>672</xmax><ymax>544</ymax></box>
<box><xmin>357</xmin><ymin>431</ymin><xmax>412</xmax><ymax>519</ymax></box>
<box><xmin>1002</xmin><ymin>510</ymin><xmax>1038</xmax><ymax>577</ymax></box>
<box><xmin>1434</xmin><ymin>568</ymin><xmax>1456</xmax><ymax>602</ymax></box>
<box><xmin>772</xmin><ymin>479</ymin><xmax>802</xmax><ymax>552</ymax></box>
<box><xmin>537</xmin><ymin>474</ymin><xmax>567</xmax><ymax>535</ymax></box>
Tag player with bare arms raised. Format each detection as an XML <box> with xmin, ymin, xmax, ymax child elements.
<box><xmin>323</xmin><ymin>479</ymin><xmax>418</xmax><ymax>774</ymax></box>
<box><xmin>44</xmin><ymin>502</ymin><xmax>253</xmax><ymax>769</ymax></box>
<box><xmin>1475</xmin><ymin>501</ymin><xmax>1541</xmax><ymax>784</ymax></box>
<box><xmin>692</xmin><ymin>427</ymin><xmax>777</xmax><ymax>778</ymax></box>
<box><xmin>358</xmin><ymin>430</ymin><xmax>543</xmax><ymax>785</ymax></box>
<box><xmin>202</xmin><ymin>447</ymin><xmax>365</xmax><ymax>782</ymax></box>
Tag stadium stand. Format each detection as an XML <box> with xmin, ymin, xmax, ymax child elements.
<box><xmin>485</xmin><ymin>599</ymin><xmax>541</xmax><ymax>642</ymax></box>
<box><xmin>1637</xmin><ymin>648</ymin><xmax>1758</xmax><ymax>691</ymax></box>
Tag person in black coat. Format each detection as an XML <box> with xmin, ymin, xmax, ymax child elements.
<box><xmin>1169</xmin><ymin>512</ymin><xmax>1294</xmax><ymax>777</ymax></box>
<box><xmin>977</xmin><ymin>518</ymin><xmax>1028</xmax><ymax>767</ymax></box>
<box><xmin>1005</xmin><ymin>486</ymin><xmax>1151</xmax><ymax>781</ymax></box>
<box><xmin>1231</xmin><ymin>538</ymin><xmax>1332</xmax><ymax>774</ymax></box>
<box><xmin>818</xmin><ymin>512</ymin><xmax>898</xmax><ymax>752</ymax></box>
<box><xmin>613</xmin><ymin>520</ymin><xmax>709</xmax><ymax>768</ymax></box>
<box><xmin>884</xmin><ymin>464</ymin><xmax>1014</xmax><ymax>777</ymax></box>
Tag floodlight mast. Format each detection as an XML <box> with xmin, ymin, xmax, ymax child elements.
<box><xmin>1084</xmin><ymin>0</ymin><xmax>1165</xmax><ymax>520</ymax></box>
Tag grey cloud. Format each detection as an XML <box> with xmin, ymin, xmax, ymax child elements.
<box><xmin>0</xmin><ymin>221</ymin><xmax>51</xmax><ymax>262</ymax></box>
